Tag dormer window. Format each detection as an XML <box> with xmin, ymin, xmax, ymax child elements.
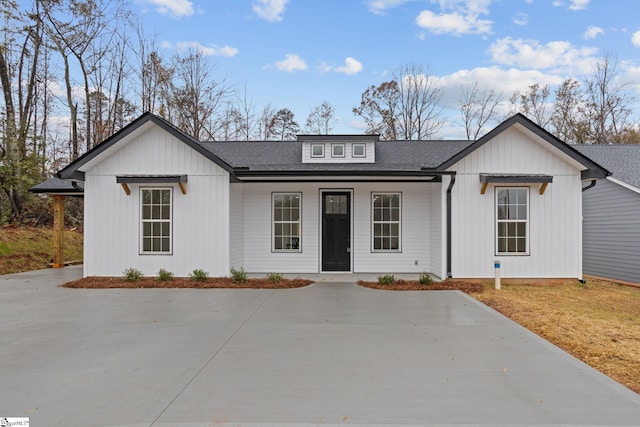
<box><xmin>352</xmin><ymin>144</ymin><xmax>365</xmax><ymax>158</ymax></box>
<box><xmin>311</xmin><ymin>144</ymin><xmax>324</xmax><ymax>158</ymax></box>
<box><xmin>332</xmin><ymin>144</ymin><xmax>345</xmax><ymax>158</ymax></box>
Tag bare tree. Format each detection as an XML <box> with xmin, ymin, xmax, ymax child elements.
<box><xmin>585</xmin><ymin>54</ymin><xmax>636</xmax><ymax>144</ymax></box>
<box><xmin>458</xmin><ymin>82</ymin><xmax>503</xmax><ymax>140</ymax></box>
<box><xmin>0</xmin><ymin>0</ymin><xmax>45</xmax><ymax>221</ymax></box>
<box><xmin>305</xmin><ymin>101</ymin><xmax>336</xmax><ymax>134</ymax></box>
<box><xmin>171</xmin><ymin>48</ymin><xmax>230</xmax><ymax>139</ymax></box>
<box><xmin>352</xmin><ymin>80</ymin><xmax>398</xmax><ymax>140</ymax></box>
<box><xmin>517</xmin><ymin>83</ymin><xmax>552</xmax><ymax>128</ymax></box>
<box><xmin>257</xmin><ymin>103</ymin><xmax>276</xmax><ymax>140</ymax></box>
<box><xmin>353</xmin><ymin>63</ymin><xmax>444</xmax><ymax>140</ymax></box>
<box><xmin>551</xmin><ymin>78</ymin><xmax>589</xmax><ymax>144</ymax></box>
<box><xmin>393</xmin><ymin>63</ymin><xmax>444</xmax><ymax>140</ymax></box>
<box><xmin>40</xmin><ymin>0</ymin><xmax>117</xmax><ymax>153</ymax></box>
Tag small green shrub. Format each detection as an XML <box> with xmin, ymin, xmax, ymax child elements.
<box><xmin>0</xmin><ymin>242</ymin><xmax>13</xmax><ymax>256</ymax></box>
<box><xmin>230</xmin><ymin>266</ymin><xmax>248</xmax><ymax>283</ymax></box>
<box><xmin>419</xmin><ymin>272</ymin><xmax>433</xmax><ymax>286</ymax></box>
<box><xmin>377</xmin><ymin>274</ymin><xmax>396</xmax><ymax>285</ymax></box>
<box><xmin>267</xmin><ymin>272</ymin><xmax>283</xmax><ymax>282</ymax></box>
<box><xmin>123</xmin><ymin>267</ymin><xmax>144</xmax><ymax>282</ymax></box>
<box><xmin>157</xmin><ymin>269</ymin><xmax>174</xmax><ymax>281</ymax></box>
<box><xmin>189</xmin><ymin>268</ymin><xmax>209</xmax><ymax>281</ymax></box>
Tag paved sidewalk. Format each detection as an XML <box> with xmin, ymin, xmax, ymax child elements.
<box><xmin>1</xmin><ymin>267</ymin><xmax>640</xmax><ymax>427</ymax></box>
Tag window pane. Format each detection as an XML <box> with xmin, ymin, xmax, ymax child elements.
<box><xmin>498</xmin><ymin>238</ymin><xmax>506</xmax><ymax>253</ymax></box>
<box><xmin>374</xmin><ymin>237</ymin><xmax>382</xmax><ymax>250</ymax></box>
<box><xmin>141</xmin><ymin>188</ymin><xmax>172</xmax><ymax>253</ymax></box>
<box><xmin>273</xmin><ymin>193</ymin><xmax>301</xmax><ymax>251</ymax></box>
<box><xmin>496</xmin><ymin>188</ymin><xmax>528</xmax><ymax>254</ymax></box>
<box><xmin>390</xmin><ymin>237</ymin><xmax>399</xmax><ymax>250</ymax></box>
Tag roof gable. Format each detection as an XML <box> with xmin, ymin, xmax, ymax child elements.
<box><xmin>438</xmin><ymin>113</ymin><xmax>610</xmax><ymax>180</ymax></box>
<box><xmin>57</xmin><ymin>113</ymin><xmax>234</xmax><ymax>181</ymax></box>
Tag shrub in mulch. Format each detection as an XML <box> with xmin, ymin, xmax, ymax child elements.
<box><xmin>62</xmin><ymin>276</ymin><xmax>313</xmax><ymax>289</ymax></box>
<box><xmin>357</xmin><ymin>279</ymin><xmax>485</xmax><ymax>293</ymax></box>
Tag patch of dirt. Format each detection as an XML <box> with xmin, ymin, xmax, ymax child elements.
<box><xmin>357</xmin><ymin>279</ymin><xmax>485</xmax><ymax>293</ymax></box>
<box><xmin>62</xmin><ymin>276</ymin><xmax>314</xmax><ymax>289</ymax></box>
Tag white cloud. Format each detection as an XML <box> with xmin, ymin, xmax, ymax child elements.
<box><xmin>552</xmin><ymin>0</ymin><xmax>590</xmax><ymax>10</ymax></box>
<box><xmin>365</xmin><ymin>0</ymin><xmax>411</xmax><ymax>15</ymax></box>
<box><xmin>175</xmin><ymin>41</ymin><xmax>238</xmax><ymax>57</ymax></box>
<box><xmin>513</xmin><ymin>12</ymin><xmax>527</xmax><ymax>26</ymax></box>
<box><xmin>435</xmin><ymin>66</ymin><xmax>565</xmax><ymax>111</ymax></box>
<box><xmin>161</xmin><ymin>41</ymin><xmax>238</xmax><ymax>57</ymax></box>
<box><xmin>489</xmin><ymin>37</ymin><xmax>598</xmax><ymax>74</ymax></box>
<box><xmin>584</xmin><ymin>26</ymin><xmax>604</xmax><ymax>39</ymax></box>
<box><xmin>415</xmin><ymin>0</ymin><xmax>493</xmax><ymax>35</ymax></box>
<box><xmin>325</xmin><ymin>57</ymin><xmax>364</xmax><ymax>75</ymax></box>
<box><xmin>632</xmin><ymin>30</ymin><xmax>640</xmax><ymax>47</ymax></box>
<box><xmin>144</xmin><ymin>0</ymin><xmax>194</xmax><ymax>17</ymax></box>
<box><xmin>569</xmin><ymin>0</ymin><xmax>589</xmax><ymax>10</ymax></box>
<box><xmin>274</xmin><ymin>54</ymin><xmax>307</xmax><ymax>72</ymax></box>
<box><xmin>253</xmin><ymin>0</ymin><xmax>289</xmax><ymax>22</ymax></box>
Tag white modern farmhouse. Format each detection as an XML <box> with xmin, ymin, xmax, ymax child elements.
<box><xmin>56</xmin><ymin>112</ymin><xmax>609</xmax><ymax>280</ymax></box>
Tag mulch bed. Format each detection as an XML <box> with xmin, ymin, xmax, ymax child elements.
<box><xmin>62</xmin><ymin>276</ymin><xmax>485</xmax><ymax>292</ymax></box>
<box><xmin>62</xmin><ymin>276</ymin><xmax>314</xmax><ymax>289</ymax></box>
<box><xmin>357</xmin><ymin>279</ymin><xmax>485</xmax><ymax>293</ymax></box>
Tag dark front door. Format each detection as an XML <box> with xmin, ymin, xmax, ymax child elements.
<box><xmin>322</xmin><ymin>192</ymin><xmax>351</xmax><ymax>271</ymax></box>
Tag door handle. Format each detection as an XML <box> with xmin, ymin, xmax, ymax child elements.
<box><xmin>346</xmin><ymin>247</ymin><xmax>351</xmax><ymax>253</ymax></box>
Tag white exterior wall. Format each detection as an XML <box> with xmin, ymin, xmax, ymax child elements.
<box><xmin>448</xmin><ymin>127</ymin><xmax>583</xmax><ymax>279</ymax></box>
<box><xmin>83</xmin><ymin>125</ymin><xmax>230</xmax><ymax>277</ymax></box>
<box><xmin>229</xmin><ymin>183</ymin><xmax>245</xmax><ymax>270</ymax></box>
<box><xmin>239</xmin><ymin>182</ymin><xmax>438</xmax><ymax>274</ymax></box>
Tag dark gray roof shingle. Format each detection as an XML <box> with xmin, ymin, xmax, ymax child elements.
<box><xmin>199</xmin><ymin>139</ymin><xmax>473</xmax><ymax>172</ymax></box>
<box><xmin>572</xmin><ymin>145</ymin><xmax>640</xmax><ymax>188</ymax></box>
<box><xmin>29</xmin><ymin>177</ymin><xmax>84</xmax><ymax>194</ymax></box>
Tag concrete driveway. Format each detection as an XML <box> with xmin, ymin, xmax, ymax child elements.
<box><xmin>1</xmin><ymin>267</ymin><xmax>640</xmax><ymax>427</ymax></box>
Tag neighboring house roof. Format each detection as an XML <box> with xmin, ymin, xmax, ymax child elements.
<box><xmin>53</xmin><ymin>112</ymin><xmax>609</xmax><ymax>182</ymax></box>
<box><xmin>29</xmin><ymin>177</ymin><xmax>84</xmax><ymax>196</ymax></box>
<box><xmin>572</xmin><ymin>145</ymin><xmax>640</xmax><ymax>189</ymax></box>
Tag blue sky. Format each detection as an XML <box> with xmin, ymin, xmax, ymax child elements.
<box><xmin>135</xmin><ymin>0</ymin><xmax>640</xmax><ymax>138</ymax></box>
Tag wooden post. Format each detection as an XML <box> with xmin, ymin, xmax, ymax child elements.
<box><xmin>52</xmin><ymin>195</ymin><xmax>65</xmax><ymax>268</ymax></box>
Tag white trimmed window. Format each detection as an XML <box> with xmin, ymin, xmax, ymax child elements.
<box><xmin>273</xmin><ymin>193</ymin><xmax>301</xmax><ymax>252</ymax></box>
<box><xmin>141</xmin><ymin>188</ymin><xmax>172</xmax><ymax>254</ymax></box>
<box><xmin>352</xmin><ymin>143</ymin><xmax>366</xmax><ymax>158</ymax></box>
<box><xmin>496</xmin><ymin>187</ymin><xmax>529</xmax><ymax>255</ymax></box>
<box><xmin>332</xmin><ymin>143</ymin><xmax>345</xmax><ymax>158</ymax></box>
<box><xmin>372</xmin><ymin>193</ymin><xmax>401</xmax><ymax>251</ymax></box>
<box><xmin>311</xmin><ymin>144</ymin><xmax>324</xmax><ymax>158</ymax></box>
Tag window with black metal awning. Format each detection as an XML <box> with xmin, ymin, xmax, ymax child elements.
<box><xmin>116</xmin><ymin>175</ymin><xmax>188</xmax><ymax>195</ymax></box>
<box><xmin>479</xmin><ymin>173</ymin><xmax>553</xmax><ymax>195</ymax></box>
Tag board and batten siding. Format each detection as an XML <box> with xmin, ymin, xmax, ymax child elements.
<box><xmin>448</xmin><ymin>126</ymin><xmax>583</xmax><ymax>279</ymax></box>
<box><xmin>229</xmin><ymin>183</ymin><xmax>245</xmax><ymax>270</ymax></box>
<box><xmin>583</xmin><ymin>178</ymin><xmax>640</xmax><ymax>284</ymax></box>
<box><xmin>83</xmin><ymin>125</ymin><xmax>230</xmax><ymax>277</ymax></box>
<box><xmin>239</xmin><ymin>182</ymin><xmax>438</xmax><ymax>274</ymax></box>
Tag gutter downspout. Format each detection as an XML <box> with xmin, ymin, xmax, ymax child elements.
<box><xmin>445</xmin><ymin>174</ymin><xmax>456</xmax><ymax>278</ymax></box>
<box><xmin>421</xmin><ymin>169</ymin><xmax>457</xmax><ymax>279</ymax></box>
<box><xmin>582</xmin><ymin>179</ymin><xmax>597</xmax><ymax>192</ymax></box>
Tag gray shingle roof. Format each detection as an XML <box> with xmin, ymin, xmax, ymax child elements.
<box><xmin>29</xmin><ymin>177</ymin><xmax>84</xmax><ymax>194</ymax></box>
<box><xmin>572</xmin><ymin>145</ymin><xmax>640</xmax><ymax>189</ymax></box>
<box><xmin>199</xmin><ymin>139</ymin><xmax>473</xmax><ymax>172</ymax></box>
